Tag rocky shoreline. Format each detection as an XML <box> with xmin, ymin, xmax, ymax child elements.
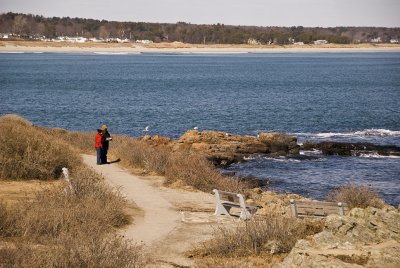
<box><xmin>142</xmin><ymin>130</ymin><xmax>400</xmax><ymax>166</ymax></box>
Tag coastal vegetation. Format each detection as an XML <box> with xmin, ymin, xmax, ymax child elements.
<box><xmin>1</xmin><ymin>114</ymin><xmax>397</xmax><ymax>267</ymax></box>
<box><xmin>1</xmin><ymin>12</ymin><xmax>399</xmax><ymax>44</ymax></box>
<box><xmin>327</xmin><ymin>183</ymin><xmax>385</xmax><ymax>209</ymax></box>
<box><xmin>0</xmin><ymin>115</ymin><xmax>146</xmax><ymax>267</ymax></box>
<box><xmin>192</xmin><ymin>214</ymin><xmax>323</xmax><ymax>263</ymax></box>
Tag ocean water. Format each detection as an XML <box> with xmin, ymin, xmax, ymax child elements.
<box><xmin>1</xmin><ymin>52</ymin><xmax>399</xmax><ymax>205</ymax></box>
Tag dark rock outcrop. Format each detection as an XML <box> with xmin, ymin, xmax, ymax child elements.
<box><xmin>302</xmin><ymin>141</ymin><xmax>400</xmax><ymax>157</ymax></box>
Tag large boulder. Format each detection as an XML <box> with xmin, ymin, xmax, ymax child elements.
<box><xmin>274</xmin><ymin>206</ymin><xmax>400</xmax><ymax>268</ymax></box>
<box><xmin>176</xmin><ymin>130</ymin><xmax>299</xmax><ymax>165</ymax></box>
<box><xmin>258</xmin><ymin>132</ymin><xmax>300</xmax><ymax>155</ymax></box>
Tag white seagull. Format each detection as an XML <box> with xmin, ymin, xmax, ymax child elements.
<box><xmin>193</xmin><ymin>126</ymin><xmax>198</xmax><ymax>130</ymax></box>
<box><xmin>143</xmin><ymin>126</ymin><xmax>149</xmax><ymax>132</ymax></box>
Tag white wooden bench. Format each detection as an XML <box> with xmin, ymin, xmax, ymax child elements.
<box><xmin>213</xmin><ymin>189</ymin><xmax>258</xmax><ymax>220</ymax></box>
<box><xmin>290</xmin><ymin>199</ymin><xmax>348</xmax><ymax>218</ymax></box>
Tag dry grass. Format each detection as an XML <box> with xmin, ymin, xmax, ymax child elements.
<box><xmin>0</xmin><ymin>116</ymin><xmax>81</xmax><ymax>180</ymax></box>
<box><xmin>0</xmin><ymin>168</ymin><xmax>146</xmax><ymax>267</ymax></box>
<box><xmin>165</xmin><ymin>151</ymin><xmax>250</xmax><ymax>193</ymax></box>
<box><xmin>193</xmin><ymin>214</ymin><xmax>323</xmax><ymax>260</ymax></box>
<box><xmin>326</xmin><ymin>183</ymin><xmax>385</xmax><ymax>209</ymax></box>
<box><xmin>0</xmin><ymin>234</ymin><xmax>146</xmax><ymax>268</ymax></box>
<box><xmin>111</xmin><ymin>135</ymin><xmax>251</xmax><ymax>193</ymax></box>
<box><xmin>112</xmin><ymin>136</ymin><xmax>170</xmax><ymax>175</ymax></box>
<box><xmin>44</xmin><ymin>127</ymin><xmax>95</xmax><ymax>154</ymax></box>
<box><xmin>0</xmin><ymin>115</ymin><xmax>146</xmax><ymax>267</ymax></box>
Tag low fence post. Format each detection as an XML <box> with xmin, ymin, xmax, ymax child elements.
<box><xmin>290</xmin><ymin>199</ymin><xmax>298</xmax><ymax>217</ymax></box>
<box><xmin>62</xmin><ymin>167</ymin><xmax>74</xmax><ymax>195</ymax></box>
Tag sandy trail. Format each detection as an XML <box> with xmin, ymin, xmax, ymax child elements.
<box><xmin>82</xmin><ymin>154</ymin><xmax>220</xmax><ymax>267</ymax></box>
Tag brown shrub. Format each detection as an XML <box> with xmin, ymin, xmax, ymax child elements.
<box><xmin>165</xmin><ymin>151</ymin><xmax>250</xmax><ymax>193</ymax></box>
<box><xmin>0</xmin><ymin>116</ymin><xmax>80</xmax><ymax>180</ymax></box>
<box><xmin>111</xmin><ymin>135</ymin><xmax>251</xmax><ymax>193</ymax></box>
<box><xmin>0</xmin><ymin>114</ymin><xmax>33</xmax><ymax>126</ymax></box>
<box><xmin>0</xmin><ymin>115</ymin><xmax>145</xmax><ymax>267</ymax></box>
<box><xmin>195</xmin><ymin>214</ymin><xmax>322</xmax><ymax>258</ymax></box>
<box><xmin>0</xmin><ymin>201</ymin><xmax>18</xmax><ymax>237</ymax></box>
<box><xmin>16</xmin><ymin>168</ymin><xmax>130</xmax><ymax>240</ymax></box>
<box><xmin>0</xmin><ymin>168</ymin><xmax>141</xmax><ymax>267</ymax></box>
<box><xmin>326</xmin><ymin>183</ymin><xmax>384</xmax><ymax>209</ymax></box>
<box><xmin>112</xmin><ymin>136</ymin><xmax>170</xmax><ymax>174</ymax></box>
<box><xmin>0</xmin><ymin>234</ymin><xmax>146</xmax><ymax>268</ymax></box>
<box><xmin>45</xmin><ymin>128</ymin><xmax>95</xmax><ymax>154</ymax></box>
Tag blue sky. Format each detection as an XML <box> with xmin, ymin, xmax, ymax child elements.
<box><xmin>1</xmin><ymin>0</ymin><xmax>399</xmax><ymax>27</ymax></box>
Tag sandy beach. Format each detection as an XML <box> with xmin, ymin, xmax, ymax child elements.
<box><xmin>1</xmin><ymin>40</ymin><xmax>400</xmax><ymax>54</ymax></box>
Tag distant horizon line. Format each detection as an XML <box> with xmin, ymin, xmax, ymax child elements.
<box><xmin>2</xmin><ymin>11</ymin><xmax>399</xmax><ymax>29</ymax></box>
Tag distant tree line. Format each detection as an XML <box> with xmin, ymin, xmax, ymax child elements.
<box><xmin>0</xmin><ymin>12</ymin><xmax>399</xmax><ymax>44</ymax></box>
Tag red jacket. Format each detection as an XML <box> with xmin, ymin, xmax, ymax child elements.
<box><xmin>95</xmin><ymin>133</ymin><xmax>103</xmax><ymax>148</ymax></box>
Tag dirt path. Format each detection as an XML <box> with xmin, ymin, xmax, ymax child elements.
<box><xmin>82</xmin><ymin>154</ymin><xmax>222</xmax><ymax>267</ymax></box>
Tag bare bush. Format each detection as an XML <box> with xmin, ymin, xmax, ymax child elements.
<box><xmin>326</xmin><ymin>183</ymin><xmax>384</xmax><ymax>209</ymax></box>
<box><xmin>0</xmin><ymin>201</ymin><xmax>18</xmax><ymax>237</ymax></box>
<box><xmin>45</xmin><ymin>128</ymin><xmax>95</xmax><ymax>154</ymax></box>
<box><xmin>17</xmin><ymin>169</ymin><xmax>130</xmax><ymax>240</ymax></box>
<box><xmin>112</xmin><ymin>135</ymin><xmax>250</xmax><ymax>193</ymax></box>
<box><xmin>112</xmin><ymin>136</ymin><xmax>170</xmax><ymax>174</ymax></box>
<box><xmin>0</xmin><ymin>115</ymin><xmax>145</xmax><ymax>267</ymax></box>
<box><xmin>195</xmin><ymin>214</ymin><xmax>322</xmax><ymax>258</ymax></box>
<box><xmin>165</xmin><ymin>151</ymin><xmax>250</xmax><ymax>193</ymax></box>
<box><xmin>0</xmin><ymin>234</ymin><xmax>146</xmax><ymax>268</ymax></box>
<box><xmin>0</xmin><ymin>117</ymin><xmax>80</xmax><ymax>180</ymax></box>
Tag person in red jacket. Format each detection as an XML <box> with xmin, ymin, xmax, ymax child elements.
<box><xmin>95</xmin><ymin>129</ymin><xmax>103</xmax><ymax>165</ymax></box>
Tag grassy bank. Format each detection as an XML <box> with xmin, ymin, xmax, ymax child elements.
<box><xmin>0</xmin><ymin>115</ymin><xmax>146</xmax><ymax>267</ymax></box>
<box><xmin>1</xmin><ymin>114</ymin><xmax>388</xmax><ymax>267</ymax></box>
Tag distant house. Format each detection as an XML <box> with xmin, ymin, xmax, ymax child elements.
<box><xmin>136</xmin><ymin>40</ymin><xmax>153</xmax><ymax>44</ymax></box>
<box><xmin>370</xmin><ymin>37</ymin><xmax>382</xmax><ymax>43</ymax></box>
<box><xmin>89</xmin><ymin>38</ymin><xmax>104</xmax><ymax>43</ymax></box>
<box><xmin>390</xmin><ymin>39</ymin><xmax>399</xmax><ymax>44</ymax></box>
<box><xmin>247</xmin><ymin>38</ymin><xmax>261</xmax><ymax>45</ymax></box>
<box><xmin>314</xmin><ymin>40</ymin><xmax>328</xmax><ymax>45</ymax></box>
<box><xmin>294</xmin><ymin>42</ymin><xmax>305</xmax><ymax>45</ymax></box>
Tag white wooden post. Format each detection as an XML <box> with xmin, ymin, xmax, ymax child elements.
<box><xmin>290</xmin><ymin>199</ymin><xmax>298</xmax><ymax>217</ymax></box>
<box><xmin>62</xmin><ymin>167</ymin><xmax>74</xmax><ymax>195</ymax></box>
<box><xmin>338</xmin><ymin>202</ymin><xmax>345</xmax><ymax>216</ymax></box>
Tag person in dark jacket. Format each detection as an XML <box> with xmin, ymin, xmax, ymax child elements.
<box><xmin>101</xmin><ymin>124</ymin><xmax>112</xmax><ymax>164</ymax></box>
<box><xmin>95</xmin><ymin>129</ymin><xmax>103</xmax><ymax>165</ymax></box>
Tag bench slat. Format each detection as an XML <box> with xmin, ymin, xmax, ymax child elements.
<box><xmin>290</xmin><ymin>199</ymin><xmax>348</xmax><ymax>218</ymax></box>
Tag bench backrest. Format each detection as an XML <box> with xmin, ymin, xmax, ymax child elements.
<box><xmin>213</xmin><ymin>189</ymin><xmax>242</xmax><ymax>204</ymax></box>
<box><xmin>290</xmin><ymin>199</ymin><xmax>348</xmax><ymax>218</ymax></box>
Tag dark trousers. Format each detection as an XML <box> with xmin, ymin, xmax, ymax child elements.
<box><xmin>101</xmin><ymin>148</ymin><xmax>108</xmax><ymax>164</ymax></box>
<box><xmin>96</xmin><ymin>148</ymin><xmax>102</xmax><ymax>164</ymax></box>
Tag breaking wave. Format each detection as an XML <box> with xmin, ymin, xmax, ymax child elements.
<box><xmin>294</xmin><ymin>129</ymin><xmax>400</xmax><ymax>139</ymax></box>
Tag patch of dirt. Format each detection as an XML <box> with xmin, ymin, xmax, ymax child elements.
<box><xmin>0</xmin><ymin>180</ymin><xmax>60</xmax><ymax>204</ymax></box>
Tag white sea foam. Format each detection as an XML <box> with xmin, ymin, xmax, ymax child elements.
<box><xmin>295</xmin><ymin>129</ymin><xmax>400</xmax><ymax>139</ymax></box>
<box><xmin>354</xmin><ymin>129</ymin><xmax>400</xmax><ymax>137</ymax></box>
<box><xmin>358</xmin><ymin>152</ymin><xmax>400</xmax><ymax>159</ymax></box>
<box><xmin>263</xmin><ymin>156</ymin><xmax>301</xmax><ymax>163</ymax></box>
<box><xmin>300</xmin><ymin>149</ymin><xmax>323</xmax><ymax>155</ymax></box>
<box><xmin>243</xmin><ymin>155</ymin><xmax>257</xmax><ymax>160</ymax></box>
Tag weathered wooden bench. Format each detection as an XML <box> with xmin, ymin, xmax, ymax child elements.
<box><xmin>290</xmin><ymin>199</ymin><xmax>348</xmax><ymax>218</ymax></box>
<box><xmin>213</xmin><ymin>189</ymin><xmax>258</xmax><ymax>220</ymax></box>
